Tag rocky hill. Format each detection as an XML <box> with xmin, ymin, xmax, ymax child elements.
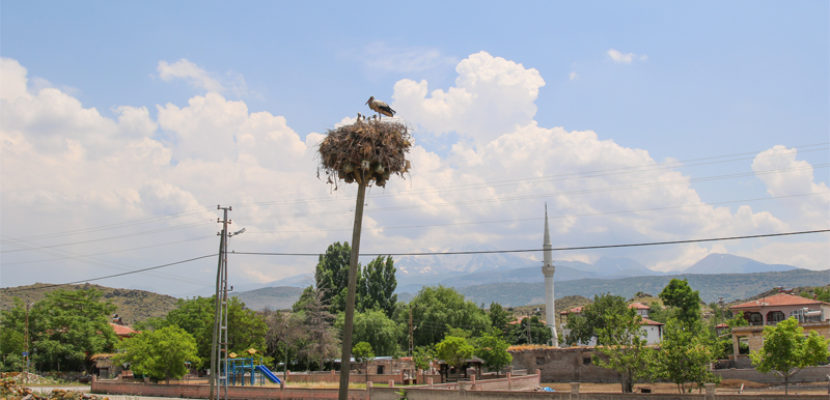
<box><xmin>0</xmin><ymin>283</ymin><xmax>178</xmax><ymax>324</ymax></box>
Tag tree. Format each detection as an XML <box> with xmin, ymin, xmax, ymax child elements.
<box><xmin>0</xmin><ymin>298</ymin><xmax>27</xmax><ymax>372</ymax></box>
<box><xmin>412</xmin><ymin>345</ymin><xmax>433</xmax><ymax>372</ymax></box>
<box><xmin>164</xmin><ymin>296</ymin><xmax>266</xmax><ymax>369</ymax></box>
<box><xmin>294</xmin><ymin>288</ymin><xmax>339</xmax><ymax>370</ymax></box>
<box><xmin>358</xmin><ymin>256</ymin><xmax>398</xmax><ymax>318</ymax></box>
<box><xmin>352</xmin><ymin>341</ymin><xmax>374</xmax><ymax>382</ymax></box>
<box><xmin>508</xmin><ymin>315</ymin><xmax>552</xmax><ymax>345</ymax></box>
<box><xmin>263</xmin><ymin>309</ymin><xmax>305</xmax><ymax>378</ymax></box>
<box><xmin>564</xmin><ymin>293</ymin><xmax>628</xmax><ymax>346</ymax></box>
<box><xmin>435</xmin><ymin>336</ymin><xmax>474</xmax><ymax>370</ymax></box>
<box><xmin>336</xmin><ymin>309</ymin><xmax>399</xmax><ymax>356</ymax></box>
<box><xmin>115</xmin><ymin>325</ymin><xmax>200</xmax><ymax>383</ymax></box>
<box><xmin>654</xmin><ymin>318</ymin><xmax>719</xmax><ymax>393</ymax></box>
<box><xmin>408</xmin><ymin>286</ymin><xmax>490</xmax><ymax>346</ymax></box>
<box><xmin>488</xmin><ymin>302</ymin><xmax>510</xmax><ymax>338</ymax></box>
<box><xmin>659</xmin><ymin>279</ymin><xmax>701</xmax><ymax>329</ymax></box>
<box><xmin>315</xmin><ymin>242</ymin><xmax>353</xmax><ymax>314</ymax></box>
<box><xmin>30</xmin><ymin>288</ymin><xmax>117</xmax><ymax>372</ymax></box>
<box><xmin>750</xmin><ymin>317</ymin><xmax>830</xmax><ymax>395</ymax></box>
<box><xmin>474</xmin><ymin>333</ymin><xmax>512</xmax><ymax>375</ymax></box>
<box><xmin>593</xmin><ymin>308</ymin><xmax>654</xmax><ymax>393</ymax></box>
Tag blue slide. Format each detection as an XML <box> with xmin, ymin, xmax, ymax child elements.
<box><xmin>255</xmin><ymin>365</ymin><xmax>282</xmax><ymax>384</ymax></box>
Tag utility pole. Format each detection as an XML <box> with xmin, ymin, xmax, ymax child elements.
<box><xmin>210</xmin><ymin>205</ymin><xmax>231</xmax><ymax>400</ymax></box>
<box><xmin>526</xmin><ymin>313</ymin><xmax>532</xmax><ymax>344</ymax></box>
<box><xmin>24</xmin><ymin>301</ymin><xmax>30</xmax><ymax>384</ymax></box>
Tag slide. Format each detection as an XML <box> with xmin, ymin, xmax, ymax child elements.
<box><xmin>255</xmin><ymin>365</ymin><xmax>282</xmax><ymax>384</ymax></box>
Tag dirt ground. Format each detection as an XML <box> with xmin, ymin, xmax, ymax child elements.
<box><xmin>544</xmin><ymin>379</ymin><xmax>830</xmax><ymax>395</ymax></box>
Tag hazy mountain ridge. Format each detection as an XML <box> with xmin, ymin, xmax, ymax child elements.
<box><xmin>456</xmin><ymin>268</ymin><xmax>829</xmax><ymax>307</ymax></box>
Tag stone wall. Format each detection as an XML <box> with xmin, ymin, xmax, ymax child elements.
<box><xmin>510</xmin><ymin>346</ymin><xmax>620</xmax><ymax>383</ymax></box>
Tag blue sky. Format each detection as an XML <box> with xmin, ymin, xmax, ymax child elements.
<box><xmin>1</xmin><ymin>1</ymin><xmax>828</xmax><ymax>296</ymax></box>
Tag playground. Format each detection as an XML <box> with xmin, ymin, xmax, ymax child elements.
<box><xmin>222</xmin><ymin>356</ymin><xmax>281</xmax><ymax>387</ymax></box>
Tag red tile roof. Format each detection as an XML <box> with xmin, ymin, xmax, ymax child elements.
<box><xmin>640</xmin><ymin>317</ymin><xmax>663</xmax><ymax>326</ymax></box>
<box><xmin>730</xmin><ymin>293</ymin><xmax>829</xmax><ymax>310</ymax></box>
<box><xmin>109</xmin><ymin>322</ymin><xmax>137</xmax><ymax>337</ymax></box>
<box><xmin>628</xmin><ymin>302</ymin><xmax>650</xmax><ymax>310</ymax></box>
<box><xmin>560</xmin><ymin>306</ymin><xmax>583</xmax><ymax>315</ymax></box>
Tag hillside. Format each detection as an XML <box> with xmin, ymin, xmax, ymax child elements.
<box><xmin>0</xmin><ymin>283</ymin><xmax>179</xmax><ymax>324</ymax></box>
<box><xmin>232</xmin><ymin>286</ymin><xmax>305</xmax><ymax>311</ymax></box>
<box><xmin>456</xmin><ymin>268</ymin><xmax>830</xmax><ymax>307</ymax></box>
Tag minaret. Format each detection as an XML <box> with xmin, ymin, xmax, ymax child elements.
<box><xmin>541</xmin><ymin>204</ymin><xmax>559</xmax><ymax>347</ymax></box>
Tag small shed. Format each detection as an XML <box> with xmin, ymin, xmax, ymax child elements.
<box><xmin>438</xmin><ymin>356</ymin><xmax>483</xmax><ymax>383</ymax></box>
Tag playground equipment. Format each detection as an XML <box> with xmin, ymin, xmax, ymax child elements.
<box><xmin>223</xmin><ymin>353</ymin><xmax>281</xmax><ymax>386</ymax></box>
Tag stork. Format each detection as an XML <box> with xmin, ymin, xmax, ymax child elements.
<box><xmin>365</xmin><ymin>96</ymin><xmax>396</xmax><ymax>119</ymax></box>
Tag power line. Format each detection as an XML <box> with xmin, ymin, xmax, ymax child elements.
<box><xmin>231</xmin><ymin>229</ymin><xmax>829</xmax><ymax>257</ymax></box>
<box><xmin>1</xmin><ymin>253</ymin><xmax>218</xmax><ymax>294</ymax></box>
<box><xmin>251</xmin><ymin>191</ymin><xmax>829</xmax><ymax>234</ymax></box>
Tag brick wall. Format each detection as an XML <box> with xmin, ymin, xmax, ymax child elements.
<box><xmin>279</xmin><ymin>370</ymin><xmax>440</xmax><ymax>385</ymax></box>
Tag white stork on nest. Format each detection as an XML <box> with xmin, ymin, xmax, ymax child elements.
<box><xmin>366</xmin><ymin>96</ymin><xmax>396</xmax><ymax>119</ymax></box>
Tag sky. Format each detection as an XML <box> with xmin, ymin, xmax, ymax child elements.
<box><xmin>1</xmin><ymin>1</ymin><xmax>828</xmax><ymax>297</ymax></box>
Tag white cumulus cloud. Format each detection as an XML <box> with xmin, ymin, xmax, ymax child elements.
<box><xmin>607</xmin><ymin>48</ymin><xmax>648</xmax><ymax>64</ymax></box>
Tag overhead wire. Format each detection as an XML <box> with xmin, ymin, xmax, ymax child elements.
<box><xmin>1</xmin><ymin>253</ymin><xmax>219</xmax><ymax>294</ymax></box>
<box><xmin>231</xmin><ymin>229</ymin><xmax>829</xmax><ymax>257</ymax></box>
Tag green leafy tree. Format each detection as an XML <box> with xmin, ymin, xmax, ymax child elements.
<box><xmin>751</xmin><ymin>317</ymin><xmax>830</xmax><ymax>395</ymax></box>
<box><xmin>412</xmin><ymin>345</ymin><xmax>433</xmax><ymax>372</ymax></box>
<box><xmin>408</xmin><ymin>286</ymin><xmax>490</xmax><ymax>346</ymax></box>
<box><xmin>810</xmin><ymin>286</ymin><xmax>830</xmax><ymax>302</ymax></box>
<box><xmin>315</xmin><ymin>242</ymin><xmax>354</xmax><ymax>314</ymax></box>
<box><xmin>336</xmin><ymin>309</ymin><xmax>399</xmax><ymax>356</ymax></box>
<box><xmin>30</xmin><ymin>288</ymin><xmax>117</xmax><ymax>372</ymax></box>
<box><xmin>564</xmin><ymin>293</ymin><xmax>628</xmax><ymax>346</ymax></box>
<box><xmin>654</xmin><ymin>318</ymin><xmax>719</xmax><ymax>393</ymax></box>
<box><xmin>115</xmin><ymin>325</ymin><xmax>200</xmax><ymax>383</ymax></box>
<box><xmin>508</xmin><ymin>315</ymin><xmax>552</xmax><ymax>345</ymax></box>
<box><xmin>659</xmin><ymin>279</ymin><xmax>701</xmax><ymax>329</ymax></box>
<box><xmin>488</xmin><ymin>302</ymin><xmax>510</xmax><ymax>337</ymax></box>
<box><xmin>593</xmin><ymin>308</ymin><xmax>654</xmax><ymax>393</ymax></box>
<box><xmin>0</xmin><ymin>298</ymin><xmax>27</xmax><ymax>372</ymax></box>
<box><xmin>164</xmin><ymin>296</ymin><xmax>266</xmax><ymax>369</ymax></box>
<box><xmin>474</xmin><ymin>333</ymin><xmax>512</xmax><ymax>375</ymax></box>
<box><xmin>352</xmin><ymin>341</ymin><xmax>374</xmax><ymax>382</ymax></box>
<box><xmin>358</xmin><ymin>256</ymin><xmax>398</xmax><ymax>318</ymax></box>
<box><xmin>435</xmin><ymin>336</ymin><xmax>474</xmax><ymax>370</ymax></box>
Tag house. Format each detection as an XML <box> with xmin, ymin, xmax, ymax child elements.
<box><xmin>559</xmin><ymin>303</ymin><xmax>663</xmax><ymax>346</ymax></box>
<box><xmin>92</xmin><ymin>317</ymin><xmax>138</xmax><ymax>378</ymax></box>
<box><xmin>728</xmin><ymin>293</ymin><xmax>830</xmax><ymax>359</ymax></box>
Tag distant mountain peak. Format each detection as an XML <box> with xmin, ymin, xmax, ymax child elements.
<box><xmin>684</xmin><ymin>253</ymin><xmax>797</xmax><ymax>275</ymax></box>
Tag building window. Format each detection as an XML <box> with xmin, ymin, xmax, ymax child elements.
<box><xmin>766</xmin><ymin>311</ymin><xmax>785</xmax><ymax>325</ymax></box>
<box><xmin>747</xmin><ymin>312</ymin><xmax>763</xmax><ymax>326</ymax></box>
<box><xmin>583</xmin><ymin>357</ymin><xmax>592</xmax><ymax>365</ymax></box>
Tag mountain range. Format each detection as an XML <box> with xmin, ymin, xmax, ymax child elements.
<box><xmin>230</xmin><ymin>253</ymin><xmax>821</xmax><ymax>310</ymax></box>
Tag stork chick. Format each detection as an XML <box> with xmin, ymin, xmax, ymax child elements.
<box><xmin>365</xmin><ymin>96</ymin><xmax>396</xmax><ymax>119</ymax></box>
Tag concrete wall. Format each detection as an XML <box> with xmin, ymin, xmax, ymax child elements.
<box><xmin>510</xmin><ymin>347</ymin><xmax>620</xmax><ymax>383</ymax></box>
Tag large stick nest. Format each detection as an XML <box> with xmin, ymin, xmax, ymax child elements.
<box><xmin>319</xmin><ymin>119</ymin><xmax>412</xmax><ymax>188</ymax></box>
